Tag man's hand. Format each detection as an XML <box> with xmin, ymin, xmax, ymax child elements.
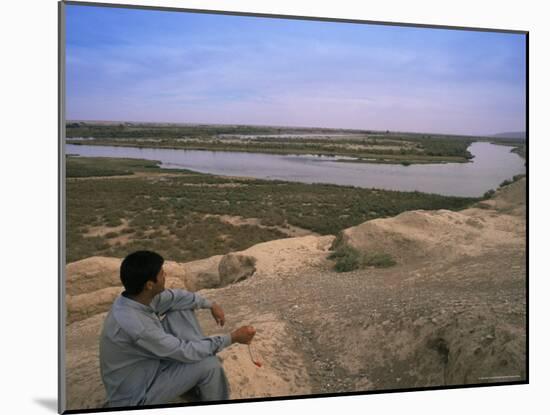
<box><xmin>211</xmin><ymin>303</ymin><xmax>225</xmax><ymax>327</ymax></box>
<box><xmin>230</xmin><ymin>326</ymin><xmax>256</xmax><ymax>345</ymax></box>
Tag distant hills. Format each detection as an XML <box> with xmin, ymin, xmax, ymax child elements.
<box><xmin>493</xmin><ymin>131</ymin><xmax>526</xmax><ymax>140</ymax></box>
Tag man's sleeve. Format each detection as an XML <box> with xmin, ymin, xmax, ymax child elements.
<box><xmin>135</xmin><ymin>325</ymin><xmax>232</xmax><ymax>363</ymax></box>
<box><xmin>151</xmin><ymin>288</ymin><xmax>213</xmax><ymax>315</ymax></box>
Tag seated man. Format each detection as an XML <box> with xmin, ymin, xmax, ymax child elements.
<box><xmin>99</xmin><ymin>250</ymin><xmax>256</xmax><ymax>407</ymax></box>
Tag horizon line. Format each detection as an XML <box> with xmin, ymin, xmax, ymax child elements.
<box><xmin>66</xmin><ymin>118</ymin><xmax>519</xmax><ymax>139</ymax></box>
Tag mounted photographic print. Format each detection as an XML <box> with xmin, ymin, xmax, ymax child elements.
<box><xmin>58</xmin><ymin>1</ymin><xmax>528</xmax><ymax>413</ymax></box>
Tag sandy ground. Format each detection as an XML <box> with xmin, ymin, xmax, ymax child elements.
<box><xmin>203</xmin><ymin>213</ymin><xmax>319</xmax><ymax>238</ymax></box>
<box><xmin>64</xmin><ymin>179</ymin><xmax>526</xmax><ymax>410</ymax></box>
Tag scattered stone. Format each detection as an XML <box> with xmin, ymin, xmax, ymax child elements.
<box><xmin>218</xmin><ymin>253</ymin><xmax>257</xmax><ymax>286</ymax></box>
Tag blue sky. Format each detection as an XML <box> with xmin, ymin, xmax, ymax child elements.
<box><xmin>66</xmin><ymin>4</ymin><xmax>526</xmax><ymax>136</ymax></box>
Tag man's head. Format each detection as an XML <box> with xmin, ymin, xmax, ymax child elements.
<box><xmin>120</xmin><ymin>250</ymin><xmax>166</xmax><ymax>297</ymax></box>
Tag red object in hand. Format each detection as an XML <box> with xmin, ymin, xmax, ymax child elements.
<box><xmin>248</xmin><ymin>344</ymin><xmax>262</xmax><ymax>368</ymax></box>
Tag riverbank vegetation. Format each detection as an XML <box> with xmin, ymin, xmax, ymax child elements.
<box><xmin>66</xmin><ymin>157</ymin><xmax>161</xmax><ymax>177</ymax></box>
<box><xmin>66</xmin><ymin>156</ymin><xmax>479</xmax><ymax>263</ymax></box>
<box><xmin>66</xmin><ymin>122</ymin><xmax>477</xmax><ymax>164</ymax></box>
<box><xmin>482</xmin><ymin>173</ymin><xmax>526</xmax><ymax>199</ymax></box>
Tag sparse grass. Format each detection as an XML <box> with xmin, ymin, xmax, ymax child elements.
<box><xmin>66</xmin><ymin>156</ymin><xmax>162</xmax><ymax>177</ymax></box>
<box><xmin>482</xmin><ymin>174</ymin><xmax>525</xmax><ymax>201</ymax></box>
<box><xmin>66</xmin><ymin>157</ymin><xmax>479</xmax><ymax>263</ymax></box>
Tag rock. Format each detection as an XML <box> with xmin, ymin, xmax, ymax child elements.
<box><xmin>182</xmin><ymin>255</ymin><xmax>223</xmax><ymax>291</ymax></box>
<box><xmin>66</xmin><ymin>257</ymin><xmax>122</xmax><ymax>296</ymax></box>
<box><xmin>66</xmin><ymin>287</ymin><xmax>121</xmax><ymax>324</ymax></box>
<box><xmin>218</xmin><ymin>254</ymin><xmax>257</xmax><ymax>286</ymax></box>
<box><xmin>66</xmin><ymin>258</ymin><xmax>187</xmax><ymax>323</ymax></box>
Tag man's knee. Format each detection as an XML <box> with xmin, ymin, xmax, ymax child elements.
<box><xmin>192</xmin><ymin>356</ymin><xmax>226</xmax><ymax>387</ymax></box>
<box><xmin>193</xmin><ymin>356</ymin><xmax>229</xmax><ymax>401</ymax></box>
<box><xmin>197</xmin><ymin>356</ymin><xmax>223</xmax><ymax>374</ymax></box>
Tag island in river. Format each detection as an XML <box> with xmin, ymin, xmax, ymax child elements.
<box><xmin>67</xmin><ymin>121</ymin><xmax>513</xmax><ymax>165</ymax></box>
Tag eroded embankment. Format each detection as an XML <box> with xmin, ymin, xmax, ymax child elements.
<box><xmin>64</xmin><ymin>179</ymin><xmax>526</xmax><ymax>409</ymax></box>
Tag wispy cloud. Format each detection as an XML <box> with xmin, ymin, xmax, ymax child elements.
<box><xmin>66</xmin><ymin>5</ymin><xmax>526</xmax><ymax>135</ymax></box>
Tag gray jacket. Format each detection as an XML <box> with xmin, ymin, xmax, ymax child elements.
<box><xmin>99</xmin><ymin>289</ymin><xmax>231</xmax><ymax>405</ymax></box>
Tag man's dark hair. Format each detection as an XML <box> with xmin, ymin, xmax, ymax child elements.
<box><xmin>120</xmin><ymin>251</ymin><xmax>164</xmax><ymax>295</ymax></box>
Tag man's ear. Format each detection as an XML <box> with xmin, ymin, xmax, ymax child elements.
<box><xmin>145</xmin><ymin>280</ymin><xmax>154</xmax><ymax>291</ymax></box>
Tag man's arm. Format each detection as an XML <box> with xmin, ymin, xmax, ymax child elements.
<box><xmin>153</xmin><ymin>288</ymin><xmax>226</xmax><ymax>327</ymax></box>
<box><xmin>135</xmin><ymin>325</ymin><xmax>231</xmax><ymax>363</ymax></box>
<box><xmin>135</xmin><ymin>325</ymin><xmax>257</xmax><ymax>363</ymax></box>
<box><xmin>151</xmin><ymin>288</ymin><xmax>212</xmax><ymax>315</ymax></box>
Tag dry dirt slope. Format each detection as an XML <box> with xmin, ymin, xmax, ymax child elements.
<box><xmin>64</xmin><ymin>179</ymin><xmax>526</xmax><ymax>410</ymax></box>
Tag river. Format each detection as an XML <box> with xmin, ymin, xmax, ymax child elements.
<box><xmin>66</xmin><ymin>142</ymin><xmax>525</xmax><ymax>197</ymax></box>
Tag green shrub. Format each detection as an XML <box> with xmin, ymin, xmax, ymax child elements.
<box><xmin>104</xmin><ymin>216</ymin><xmax>122</xmax><ymax>227</ymax></box>
<box><xmin>483</xmin><ymin>189</ymin><xmax>496</xmax><ymax>199</ymax></box>
<box><xmin>328</xmin><ymin>245</ymin><xmax>362</xmax><ymax>272</ymax></box>
<box><xmin>498</xmin><ymin>174</ymin><xmax>525</xmax><ymax>189</ymax></box>
<box><xmin>512</xmin><ymin>174</ymin><xmax>525</xmax><ymax>182</ymax></box>
<box><xmin>328</xmin><ymin>241</ymin><xmax>396</xmax><ymax>272</ymax></box>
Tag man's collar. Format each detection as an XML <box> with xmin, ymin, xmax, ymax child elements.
<box><xmin>116</xmin><ymin>291</ymin><xmax>155</xmax><ymax>314</ymax></box>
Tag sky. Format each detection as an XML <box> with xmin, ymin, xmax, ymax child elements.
<box><xmin>65</xmin><ymin>4</ymin><xmax>526</xmax><ymax>136</ymax></box>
